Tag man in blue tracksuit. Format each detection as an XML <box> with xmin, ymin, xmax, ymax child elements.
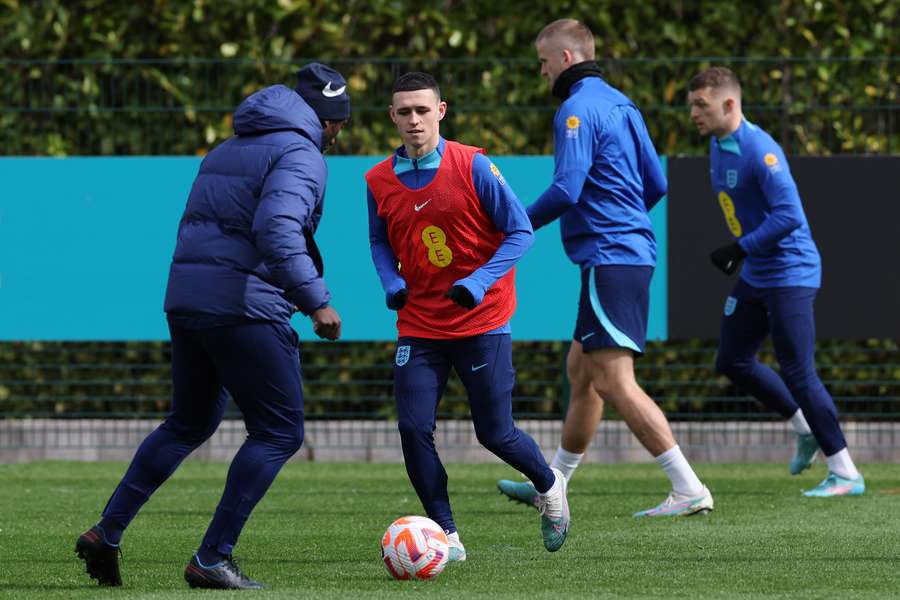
<box><xmin>499</xmin><ymin>19</ymin><xmax>713</xmax><ymax>518</ymax></box>
<box><xmin>75</xmin><ymin>63</ymin><xmax>351</xmax><ymax>589</ymax></box>
<box><xmin>688</xmin><ymin>66</ymin><xmax>864</xmax><ymax>497</ymax></box>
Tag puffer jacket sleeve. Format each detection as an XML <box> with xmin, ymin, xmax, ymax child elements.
<box><xmin>252</xmin><ymin>144</ymin><xmax>331</xmax><ymax>315</ymax></box>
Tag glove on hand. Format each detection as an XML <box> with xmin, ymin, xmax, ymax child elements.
<box><xmin>710</xmin><ymin>242</ymin><xmax>747</xmax><ymax>275</ymax></box>
<box><xmin>445</xmin><ymin>285</ymin><xmax>476</xmax><ymax>310</ymax></box>
<box><xmin>388</xmin><ymin>288</ymin><xmax>408</xmax><ymax>310</ymax></box>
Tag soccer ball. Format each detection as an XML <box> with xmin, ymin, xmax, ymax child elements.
<box><xmin>381</xmin><ymin>515</ymin><xmax>449</xmax><ymax>580</ymax></box>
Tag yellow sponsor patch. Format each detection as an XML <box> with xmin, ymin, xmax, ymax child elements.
<box><xmin>489</xmin><ymin>162</ymin><xmax>506</xmax><ymax>185</ymax></box>
<box><xmin>421</xmin><ymin>225</ymin><xmax>453</xmax><ymax>268</ymax></box>
<box><xmin>566</xmin><ymin>115</ymin><xmax>580</xmax><ymax>129</ymax></box>
<box><xmin>718</xmin><ymin>191</ymin><xmax>743</xmax><ymax>237</ymax></box>
<box><xmin>764</xmin><ymin>153</ymin><xmax>778</xmax><ymax>167</ymax></box>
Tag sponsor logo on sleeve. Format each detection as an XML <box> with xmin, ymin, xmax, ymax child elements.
<box><xmin>565</xmin><ymin>115</ymin><xmax>580</xmax><ymax>139</ymax></box>
<box><xmin>763</xmin><ymin>152</ymin><xmax>782</xmax><ymax>173</ymax></box>
<box><xmin>489</xmin><ymin>162</ymin><xmax>506</xmax><ymax>186</ymax></box>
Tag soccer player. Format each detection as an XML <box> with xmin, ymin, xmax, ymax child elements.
<box><xmin>498</xmin><ymin>19</ymin><xmax>713</xmax><ymax>517</ymax></box>
<box><xmin>366</xmin><ymin>72</ymin><xmax>570</xmax><ymax>558</ymax></box>
<box><xmin>687</xmin><ymin>66</ymin><xmax>864</xmax><ymax>496</ymax></box>
<box><xmin>74</xmin><ymin>63</ymin><xmax>350</xmax><ymax>589</ymax></box>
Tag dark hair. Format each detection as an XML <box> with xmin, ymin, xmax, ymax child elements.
<box><xmin>689</xmin><ymin>66</ymin><xmax>742</xmax><ymax>93</ymax></box>
<box><xmin>392</xmin><ymin>72</ymin><xmax>441</xmax><ymax>99</ymax></box>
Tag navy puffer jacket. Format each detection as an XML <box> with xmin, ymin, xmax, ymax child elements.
<box><xmin>164</xmin><ymin>85</ymin><xmax>331</xmax><ymax>322</ymax></box>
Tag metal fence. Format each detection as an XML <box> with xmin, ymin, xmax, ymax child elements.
<box><xmin>2</xmin><ymin>57</ymin><xmax>897</xmax><ymax>156</ymax></box>
<box><xmin>2</xmin><ymin>341</ymin><xmax>898</xmax><ymax>462</ymax></box>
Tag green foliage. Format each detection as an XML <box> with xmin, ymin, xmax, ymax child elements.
<box><xmin>2</xmin><ymin>339</ymin><xmax>897</xmax><ymax>419</ymax></box>
<box><xmin>1</xmin><ymin>0</ymin><xmax>897</xmax><ymax>156</ymax></box>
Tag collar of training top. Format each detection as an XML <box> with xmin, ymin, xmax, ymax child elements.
<box><xmin>552</xmin><ymin>61</ymin><xmax>604</xmax><ymax>100</ymax></box>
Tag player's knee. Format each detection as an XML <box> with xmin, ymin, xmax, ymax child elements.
<box><xmin>780</xmin><ymin>360</ymin><xmax>819</xmax><ymax>390</ymax></box>
<box><xmin>161</xmin><ymin>416</ymin><xmax>219</xmax><ymax>447</ymax></box>
<box><xmin>590</xmin><ymin>365</ymin><xmax>633</xmax><ymax>398</ymax></box>
<box><xmin>474</xmin><ymin>426</ymin><xmax>513</xmax><ymax>454</ymax></box>
<box><xmin>397</xmin><ymin>417</ymin><xmax>429</xmax><ymax>441</ymax></box>
<box><xmin>267</xmin><ymin>424</ymin><xmax>304</xmax><ymax>455</ymax></box>
<box><xmin>715</xmin><ymin>352</ymin><xmax>750</xmax><ymax>378</ymax></box>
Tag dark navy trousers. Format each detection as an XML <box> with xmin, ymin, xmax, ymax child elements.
<box><xmin>99</xmin><ymin>319</ymin><xmax>304</xmax><ymax>559</ymax></box>
<box><xmin>716</xmin><ymin>279</ymin><xmax>847</xmax><ymax>456</ymax></box>
<box><xmin>394</xmin><ymin>333</ymin><xmax>554</xmax><ymax>534</ymax></box>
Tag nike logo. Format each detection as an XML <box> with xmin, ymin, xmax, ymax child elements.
<box><xmin>414</xmin><ymin>199</ymin><xmax>432</xmax><ymax>212</ymax></box>
<box><xmin>322</xmin><ymin>81</ymin><xmax>346</xmax><ymax>97</ymax></box>
<box><xmin>471</xmin><ymin>363</ymin><xmax>488</xmax><ymax>372</ymax></box>
<box><xmin>580</xmin><ymin>332</ymin><xmax>596</xmax><ymax>342</ymax></box>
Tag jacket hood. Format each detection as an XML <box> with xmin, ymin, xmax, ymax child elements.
<box><xmin>233</xmin><ymin>84</ymin><xmax>323</xmax><ymax>150</ymax></box>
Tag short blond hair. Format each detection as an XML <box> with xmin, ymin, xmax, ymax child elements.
<box><xmin>536</xmin><ymin>19</ymin><xmax>595</xmax><ymax>60</ymax></box>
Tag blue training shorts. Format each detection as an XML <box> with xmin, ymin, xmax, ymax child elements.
<box><xmin>573</xmin><ymin>265</ymin><xmax>653</xmax><ymax>354</ymax></box>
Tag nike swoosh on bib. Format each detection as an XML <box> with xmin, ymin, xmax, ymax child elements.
<box><xmin>414</xmin><ymin>199</ymin><xmax>431</xmax><ymax>211</ymax></box>
<box><xmin>322</xmin><ymin>82</ymin><xmax>346</xmax><ymax>97</ymax></box>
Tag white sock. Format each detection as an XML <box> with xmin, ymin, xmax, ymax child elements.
<box><xmin>825</xmin><ymin>448</ymin><xmax>860</xmax><ymax>480</ymax></box>
<box><xmin>655</xmin><ymin>445</ymin><xmax>704</xmax><ymax>496</ymax></box>
<box><xmin>538</xmin><ymin>469</ymin><xmax>564</xmax><ymax>519</ymax></box>
<box><xmin>789</xmin><ymin>409</ymin><xmax>813</xmax><ymax>435</ymax></box>
<box><xmin>446</xmin><ymin>531</ymin><xmax>462</xmax><ymax>546</ymax></box>
<box><xmin>550</xmin><ymin>445</ymin><xmax>584</xmax><ymax>482</ymax></box>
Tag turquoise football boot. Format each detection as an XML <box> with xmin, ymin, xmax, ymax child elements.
<box><xmin>633</xmin><ymin>486</ymin><xmax>714</xmax><ymax>517</ymax></box>
<box><xmin>497</xmin><ymin>479</ymin><xmax>539</xmax><ymax>509</ymax></box>
<box><xmin>790</xmin><ymin>433</ymin><xmax>819</xmax><ymax>475</ymax></box>
<box><xmin>538</xmin><ymin>468</ymin><xmax>570</xmax><ymax>552</ymax></box>
<box><xmin>802</xmin><ymin>473</ymin><xmax>865</xmax><ymax>497</ymax></box>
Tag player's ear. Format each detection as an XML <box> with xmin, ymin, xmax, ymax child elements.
<box><xmin>722</xmin><ymin>96</ymin><xmax>735</xmax><ymax>115</ymax></box>
<box><xmin>388</xmin><ymin>105</ymin><xmax>397</xmax><ymax>124</ymax></box>
<box><xmin>437</xmin><ymin>101</ymin><xmax>448</xmax><ymax>121</ymax></box>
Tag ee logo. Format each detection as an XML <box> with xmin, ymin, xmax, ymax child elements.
<box><xmin>421</xmin><ymin>225</ymin><xmax>453</xmax><ymax>268</ymax></box>
<box><xmin>718</xmin><ymin>191</ymin><xmax>743</xmax><ymax>237</ymax></box>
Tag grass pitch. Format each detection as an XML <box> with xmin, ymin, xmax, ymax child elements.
<box><xmin>1</xmin><ymin>461</ymin><xmax>898</xmax><ymax>599</ymax></box>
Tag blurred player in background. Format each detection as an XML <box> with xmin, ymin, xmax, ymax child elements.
<box><xmin>687</xmin><ymin>66</ymin><xmax>864</xmax><ymax>496</ymax></box>
<box><xmin>366</xmin><ymin>71</ymin><xmax>570</xmax><ymax>558</ymax></box>
<box><xmin>75</xmin><ymin>63</ymin><xmax>350</xmax><ymax>589</ymax></box>
<box><xmin>498</xmin><ymin>18</ymin><xmax>714</xmax><ymax>517</ymax></box>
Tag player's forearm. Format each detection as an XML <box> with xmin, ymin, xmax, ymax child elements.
<box><xmin>370</xmin><ymin>241</ymin><xmax>406</xmax><ymax>294</ymax></box>
<box><xmin>457</xmin><ymin>230</ymin><xmax>533</xmax><ymax>303</ymax></box>
<box><xmin>739</xmin><ymin>205</ymin><xmax>803</xmax><ymax>255</ymax></box>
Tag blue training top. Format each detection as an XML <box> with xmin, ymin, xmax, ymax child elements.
<box><xmin>527</xmin><ymin>76</ymin><xmax>666</xmax><ymax>268</ymax></box>
<box><xmin>710</xmin><ymin>119</ymin><xmax>821</xmax><ymax>288</ymax></box>
<box><xmin>367</xmin><ymin>137</ymin><xmax>533</xmax><ymax>334</ymax></box>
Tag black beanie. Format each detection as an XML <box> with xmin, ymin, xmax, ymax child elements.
<box><xmin>294</xmin><ymin>62</ymin><xmax>351</xmax><ymax>122</ymax></box>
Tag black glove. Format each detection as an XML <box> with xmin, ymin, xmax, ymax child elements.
<box><xmin>445</xmin><ymin>285</ymin><xmax>476</xmax><ymax>310</ymax></box>
<box><xmin>710</xmin><ymin>242</ymin><xmax>747</xmax><ymax>275</ymax></box>
<box><xmin>388</xmin><ymin>288</ymin><xmax>408</xmax><ymax>310</ymax></box>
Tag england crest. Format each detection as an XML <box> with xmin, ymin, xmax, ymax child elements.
<box><xmin>726</xmin><ymin>169</ymin><xmax>738</xmax><ymax>188</ymax></box>
<box><xmin>395</xmin><ymin>345</ymin><xmax>411</xmax><ymax>366</ymax></box>
<box><xmin>724</xmin><ymin>296</ymin><xmax>737</xmax><ymax>316</ymax></box>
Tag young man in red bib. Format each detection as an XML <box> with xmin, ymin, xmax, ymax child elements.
<box><xmin>366</xmin><ymin>72</ymin><xmax>570</xmax><ymax>559</ymax></box>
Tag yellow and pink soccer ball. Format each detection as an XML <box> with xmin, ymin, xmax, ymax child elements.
<box><xmin>381</xmin><ymin>516</ymin><xmax>449</xmax><ymax>580</ymax></box>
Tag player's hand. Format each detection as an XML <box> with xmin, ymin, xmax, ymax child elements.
<box><xmin>387</xmin><ymin>288</ymin><xmax>408</xmax><ymax>311</ymax></box>
<box><xmin>445</xmin><ymin>285</ymin><xmax>476</xmax><ymax>310</ymax></box>
<box><xmin>311</xmin><ymin>305</ymin><xmax>342</xmax><ymax>340</ymax></box>
<box><xmin>710</xmin><ymin>242</ymin><xmax>747</xmax><ymax>275</ymax></box>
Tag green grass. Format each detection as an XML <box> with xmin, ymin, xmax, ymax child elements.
<box><xmin>1</xmin><ymin>461</ymin><xmax>899</xmax><ymax>599</ymax></box>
